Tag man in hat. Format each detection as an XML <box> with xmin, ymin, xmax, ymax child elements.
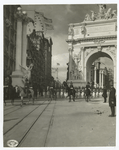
<box><xmin>109</xmin><ymin>84</ymin><xmax>116</xmax><ymax>117</ymax></box>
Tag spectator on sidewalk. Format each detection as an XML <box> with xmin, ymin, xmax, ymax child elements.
<box><xmin>102</xmin><ymin>86</ymin><xmax>107</xmax><ymax>103</ymax></box>
<box><xmin>109</xmin><ymin>84</ymin><xmax>116</xmax><ymax>117</ymax></box>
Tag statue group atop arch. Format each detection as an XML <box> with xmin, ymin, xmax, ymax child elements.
<box><xmin>66</xmin><ymin>4</ymin><xmax>117</xmax><ymax>88</ymax></box>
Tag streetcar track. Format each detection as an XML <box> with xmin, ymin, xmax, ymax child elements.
<box><xmin>4</xmin><ymin>99</ymin><xmax>47</xmax><ymax>135</ymax></box>
<box><xmin>44</xmin><ymin>100</ymin><xmax>56</xmax><ymax>147</ymax></box>
<box><xmin>4</xmin><ymin>106</ymin><xmax>15</xmax><ymax>111</ymax></box>
<box><xmin>17</xmin><ymin>99</ymin><xmax>52</xmax><ymax>147</ymax></box>
<box><xmin>4</xmin><ymin>100</ymin><xmax>46</xmax><ymax>116</ymax></box>
<box><xmin>4</xmin><ymin>107</ymin><xmax>24</xmax><ymax>116</ymax></box>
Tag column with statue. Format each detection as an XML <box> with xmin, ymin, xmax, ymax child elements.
<box><xmin>11</xmin><ymin>7</ymin><xmax>24</xmax><ymax>87</ymax></box>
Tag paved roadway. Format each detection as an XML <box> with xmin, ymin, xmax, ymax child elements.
<box><xmin>3</xmin><ymin>97</ymin><xmax>116</xmax><ymax>147</ymax></box>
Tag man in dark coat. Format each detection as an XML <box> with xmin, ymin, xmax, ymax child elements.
<box><xmin>102</xmin><ymin>86</ymin><xmax>107</xmax><ymax>103</ymax></box>
<box><xmin>69</xmin><ymin>82</ymin><xmax>75</xmax><ymax>102</ymax></box>
<box><xmin>85</xmin><ymin>82</ymin><xmax>91</xmax><ymax>101</ymax></box>
<box><xmin>109</xmin><ymin>84</ymin><xmax>116</xmax><ymax>117</ymax></box>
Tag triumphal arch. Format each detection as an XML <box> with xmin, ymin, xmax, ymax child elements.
<box><xmin>66</xmin><ymin>4</ymin><xmax>117</xmax><ymax>88</ymax></box>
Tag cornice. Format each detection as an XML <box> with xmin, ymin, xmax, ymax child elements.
<box><xmin>66</xmin><ymin>35</ymin><xmax>117</xmax><ymax>43</ymax></box>
<box><xmin>69</xmin><ymin>18</ymin><xmax>117</xmax><ymax>27</ymax></box>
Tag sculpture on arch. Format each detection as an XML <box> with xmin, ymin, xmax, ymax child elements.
<box><xmin>68</xmin><ymin>25</ymin><xmax>74</xmax><ymax>35</ymax></box>
<box><xmin>84</xmin><ymin>14</ymin><xmax>91</xmax><ymax>21</ymax></box>
<box><xmin>105</xmin><ymin>8</ymin><xmax>112</xmax><ymax>20</ymax></box>
<box><xmin>91</xmin><ymin>10</ymin><xmax>97</xmax><ymax>21</ymax></box>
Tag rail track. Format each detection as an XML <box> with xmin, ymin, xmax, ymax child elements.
<box><xmin>4</xmin><ymin>99</ymin><xmax>48</xmax><ymax>135</ymax></box>
<box><xmin>4</xmin><ymin>98</ymin><xmax>56</xmax><ymax>147</ymax></box>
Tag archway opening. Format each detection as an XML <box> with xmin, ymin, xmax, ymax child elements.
<box><xmin>86</xmin><ymin>51</ymin><xmax>114</xmax><ymax>89</ymax></box>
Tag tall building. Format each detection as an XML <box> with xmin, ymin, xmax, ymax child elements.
<box><xmin>4</xmin><ymin>5</ymin><xmax>53</xmax><ymax>99</ymax></box>
<box><xmin>44</xmin><ymin>37</ymin><xmax>53</xmax><ymax>87</ymax></box>
<box><xmin>4</xmin><ymin>5</ymin><xmax>19</xmax><ymax>85</ymax></box>
<box><xmin>27</xmin><ymin>30</ymin><xmax>53</xmax><ymax>89</ymax></box>
<box><xmin>4</xmin><ymin>5</ymin><xmax>20</xmax><ymax>99</ymax></box>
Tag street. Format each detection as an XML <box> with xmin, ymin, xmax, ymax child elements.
<box><xmin>4</xmin><ymin>97</ymin><xmax>116</xmax><ymax>147</ymax></box>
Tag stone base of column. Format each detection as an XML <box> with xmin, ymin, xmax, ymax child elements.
<box><xmin>11</xmin><ymin>70</ymin><xmax>24</xmax><ymax>87</ymax></box>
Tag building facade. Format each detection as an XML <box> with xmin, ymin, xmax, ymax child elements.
<box><xmin>4</xmin><ymin>5</ymin><xmax>19</xmax><ymax>85</ymax></box>
<box><xmin>44</xmin><ymin>37</ymin><xmax>53</xmax><ymax>87</ymax></box>
<box><xmin>4</xmin><ymin>5</ymin><xmax>20</xmax><ymax>99</ymax></box>
<box><xmin>4</xmin><ymin>6</ymin><xmax>53</xmax><ymax>99</ymax></box>
<box><xmin>66</xmin><ymin>4</ymin><xmax>117</xmax><ymax>88</ymax></box>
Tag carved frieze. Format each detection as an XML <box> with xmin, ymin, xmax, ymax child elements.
<box><xmin>85</xmin><ymin>48</ymin><xmax>95</xmax><ymax>58</ymax></box>
<box><xmin>94</xmin><ymin>39</ymin><xmax>105</xmax><ymax>52</ymax></box>
<box><xmin>104</xmin><ymin>46</ymin><xmax>116</xmax><ymax>58</ymax></box>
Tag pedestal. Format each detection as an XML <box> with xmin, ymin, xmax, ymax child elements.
<box><xmin>11</xmin><ymin>70</ymin><xmax>24</xmax><ymax>87</ymax></box>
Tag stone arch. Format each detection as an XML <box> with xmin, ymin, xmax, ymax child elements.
<box><xmin>84</xmin><ymin>48</ymin><xmax>116</xmax><ymax>87</ymax></box>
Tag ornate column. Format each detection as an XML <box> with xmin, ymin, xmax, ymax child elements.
<box><xmin>11</xmin><ymin>7</ymin><xmax>24</xmax><ymax>87</ymax></box>
<box><xmin>94</xmin><ymin>66</ymin><xmax>97</xmax><ymax>87</ymax></box>
<box><xmin>81</xmin><ymin>47</ymin><xmax>86</xmax><ymax>81</ymax></box>
<box><xmin>114</xmin><ymin>45</ymin><xmax>117</xmax><ymax>88</ymax></box>
<box><xmin>101</xmin><ymin>71</ymin><xmax>104</xmax><ymax>88</ymax></box>
<box><xmin>15</xmin><ymin>8</ymin><xmax>23</xmax><ymax>70</ymax></box>
<box><xmin>114</xmin><ymin>65</ymin><xmax>116</xmax><ymax>88</ymax></box>
<box><xmin>22</xmin><ymin>11</ymin><xmax>28</xmax><ymax>68</ymax></box>
<box><xmin>68</xmin><ymin>45</ymin><xmax>73</xmax><ymax>80</ymax></box>
<box><xmin>99</xmin><ymin>70</ymin><xmax>101</xmax><ymax>87</ymax></box>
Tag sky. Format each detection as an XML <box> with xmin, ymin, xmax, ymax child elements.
<box><xmin>21</xmin><ymin>4</ymin><xmax>117</xmax><ymax>82</ymax></box>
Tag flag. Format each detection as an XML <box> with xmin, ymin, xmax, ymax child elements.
<box><xmin>34</xmin><ymin>11</ymin><xmax>44</xmax><ymax>17</ymax></box>
<box><xmin>57</xmin><ymin>63</ymin><xmax>60</xmax><ymax>65</ymax></box>
<box><xmin>45</xmin><ymin>23</ymin><xmax>54</xmax><ymax>30</ymax></box>
<box><xmin>44</xmin><ymin>16</ymin><xmax>52</xmax><ymax>23</ymax></box>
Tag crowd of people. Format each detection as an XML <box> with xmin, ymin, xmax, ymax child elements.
<box><xmin>65</xmin><ymin>81</ymin><xmax>116</xmax><ymax>117</ymax></box>
<box><xmin>4</xmin><ymin>85</ymin><xmax>43</xmax><ymax>107</ymax></box>
<box><xmin>4</xmin><ymin>81</ymin><xmax>116</xmax><ymax>117</ymax></box>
